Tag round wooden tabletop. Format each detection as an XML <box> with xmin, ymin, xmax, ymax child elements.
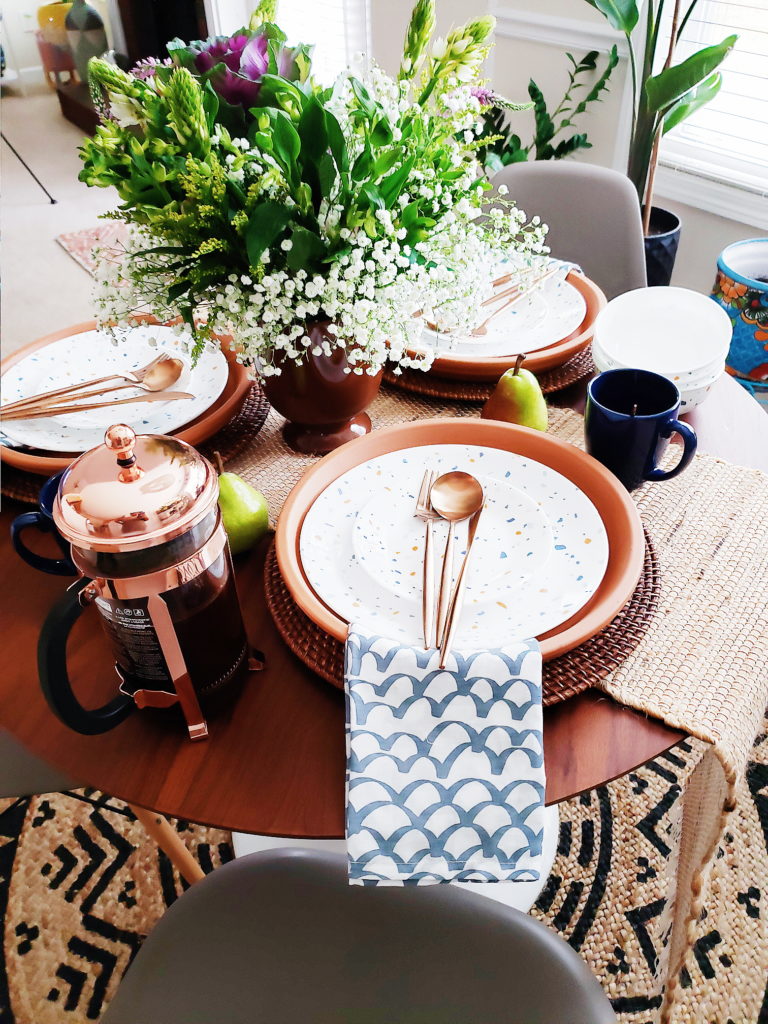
<box><xmin>2</xmin><ymin>373</ymin><xmax>766</xmax><ymax>837</ymax></box>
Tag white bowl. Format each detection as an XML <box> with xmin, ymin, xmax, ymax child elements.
<box><xmin>592</xmin><ymin>346</ymin><xmax>724</xmax><ymax>410</ymax></box>
<box><xmin>593</xmin><ymin>287</ymin><xmax>732</xmax><ymax>379</ymax></box>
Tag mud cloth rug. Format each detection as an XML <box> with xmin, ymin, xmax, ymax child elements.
<box><xmin>1</xmin><ymin>714</ymin><xmax>766</xmax><ymax>1024</ymax></box>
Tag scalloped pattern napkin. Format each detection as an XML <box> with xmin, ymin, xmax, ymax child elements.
<box><xmin>345</xmin><ymin>627</ymin><xmax>545</xmax><ymax>885</ymax></box>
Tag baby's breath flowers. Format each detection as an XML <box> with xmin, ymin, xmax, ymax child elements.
<box><xmin>81</xmin><ymin>0</ymin><xmax>548</xmax><ymax>376</ymax></box>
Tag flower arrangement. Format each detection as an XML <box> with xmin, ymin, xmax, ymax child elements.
<box><xmin>80</xmin><ymin>0</ymin><xmax>548</xmax><ymax>377</ymax></box>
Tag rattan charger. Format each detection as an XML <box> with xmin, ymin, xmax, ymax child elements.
<box><xmin>264</xmin><ymin>527</ymin><xmax>660</xmax><ymax>706</ymax></box>
<box><xmin>383</xmin><ymin>347</ymin><xmax>595</xmax><ymax>403</ymax></box>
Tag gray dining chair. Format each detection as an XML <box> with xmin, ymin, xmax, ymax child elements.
<box><xmin>493</xmin><ymin>161</ymin><xmax>647</xmax><ymax>300</ymax></box>
<box><xmin>0</xmin><ymin>728</ymin><xmax>78</xmax><ymax>798</ymax></box>
<box><xmin>102</xmin><ymin>847</ymin><xmax>617</xmax><ymax>1024</ymax></box>
<box><xmin>0</xmin><ymin>728</ymin><xmax>203</xmax><ymax>883</ymax></box>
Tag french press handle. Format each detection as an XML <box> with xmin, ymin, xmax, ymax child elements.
<box><xmin>38</xmin><ymin>577</ymin><xmax>135</xmax><ymax>735</ymax></box>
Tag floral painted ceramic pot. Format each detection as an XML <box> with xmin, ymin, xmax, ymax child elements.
<box><xmin>711</xmin><ymin>239</ymin><xmax>768</xmax><ymax>384</ymax></box>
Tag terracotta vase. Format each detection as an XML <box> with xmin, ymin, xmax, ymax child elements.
<box><xmin>262</xmin><ymin>321</ymin><xmax>382</xmax><ymax>455</ymax></box>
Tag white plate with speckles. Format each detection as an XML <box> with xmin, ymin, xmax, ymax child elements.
<box><xmin>298</xmin><ymin>443</ymin><xmax>609</xmax><ymax>647</ymax></box>
<box><xmin>1</xmin><ymin>325</ymin><xmax>228</xmax><ymax>452</ymax></box>
<box><xmin>419</xmin><ymin>272</ymin><xmax>587</xmax><ymax>359</ymax></box>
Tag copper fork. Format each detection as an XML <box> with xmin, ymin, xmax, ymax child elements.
<box><xmin>414</xmin><ymin>468</ymin><xmax>439</xmax><ymax>649</ymax></box>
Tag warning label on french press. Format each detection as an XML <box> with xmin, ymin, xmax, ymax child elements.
<box><xmin>95</xmin><ymin>597</ymin><xmax>170</xmax><ymax>683</ymax></box>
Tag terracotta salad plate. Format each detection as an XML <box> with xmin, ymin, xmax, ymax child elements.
<box><xmin>276</xmin><ymin>418</ymin><xmax>644</xmax><ymax>662</ymax></box>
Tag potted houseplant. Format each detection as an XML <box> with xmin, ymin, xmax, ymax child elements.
<box><xmin>584</xmin><ymin>0</ymin><xmax>736</xmax><ymax>285</ymax></box>
<box><xmin>78</xmin><ymin>0</ymin><xmax>547</xmax><ymax>452</ymax></box>
<box><xmin>477</xmin><ymin>47</ymin><xmax>619</xmax><ymax>171</ymax></box>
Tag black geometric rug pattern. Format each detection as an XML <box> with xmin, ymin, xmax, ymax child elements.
<box><xmin>1</xmin><ymin>720</ymin><xmax>766</xmax><ymax>1023</ymax></box>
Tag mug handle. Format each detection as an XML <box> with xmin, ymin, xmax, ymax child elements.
<box><xmin>11</xmin><ymin>511</ymin><xmax>75</xmax><ymax>576</ymax></box>
<box><xmin>646</xmin><ymin>419</ymin><xmax>698</xmax><ymax>482</ymax></box>
<box><xmin>38</xmin><ymin>578</ymin><xmax>135</xmax><ymax>735</ymax></box>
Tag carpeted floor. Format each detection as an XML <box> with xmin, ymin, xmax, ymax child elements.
<box><xmin>1</xmin><ymin>713</ymin><xmax>766</xmax><ymax>1023</ymax></box>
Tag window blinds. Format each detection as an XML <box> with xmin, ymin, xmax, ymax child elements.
<box><xmin>660</xmin><ymin>0</ymin><xmax>768</xmax><ymax>197</ymax></box>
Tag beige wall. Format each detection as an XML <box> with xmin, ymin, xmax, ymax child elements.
<box><xmin>368</xmin><ymin>0</ymin><xmax>762</xmax><ymax>293</ymax></box>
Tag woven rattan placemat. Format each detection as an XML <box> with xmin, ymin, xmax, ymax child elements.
<box><xmin>263</xmin><ymin>527</ymin><xmax>659</xmax><ymax>704</ymax></box>
<box><xmin>383</xmin><ymin>347</ymin><xmax>595</xmax><ymax>403</ymax></box>
<box><xmin>0</xmin><ymin>382</ymin><xmax>269</xmax><ymax>505</ymax></box>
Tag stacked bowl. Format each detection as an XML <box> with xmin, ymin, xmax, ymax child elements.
<box><xmin>592</xmin><ymin>287</ymin><xmax>733</xmax><ymax>410</ymax></box>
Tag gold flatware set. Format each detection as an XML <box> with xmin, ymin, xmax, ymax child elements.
<box><xmin>471</xmin><ymin>265</ymin><xmax>559</xmax><ymax>336</ymax></box>
<box><xmin>415</xmin><ymin>468</ymin><xmax>486</xmax><ymax>666</ymax></box>
<box><xmin>0</xmin><ymin>353</ymin><xmax>190</xmax><ymax>421</ymax></box>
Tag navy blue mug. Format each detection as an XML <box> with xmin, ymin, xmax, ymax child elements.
<box><xmin>585</xmin><ymin>369</ymin><xmax>697</xmax><ymax>491</ymax></box>
<box><xmin>11</xmin><ymin>472</ymin><xmax>76</xmax><ymax>576</ymax></box>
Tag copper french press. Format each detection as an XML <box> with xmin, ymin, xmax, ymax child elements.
<box><xmin>39</xmin><ymin>424</ymin><xmax>260</xmax><ymax>741</ymax></box>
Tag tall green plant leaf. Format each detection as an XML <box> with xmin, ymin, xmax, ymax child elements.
<box><xmin>663</xmin><ymin>71</ymin><xmax>722</xmax><ymax>133</ymax></box>
<box><xmin>286</xmin><ymin>225</ymin><xmax>327</xmax><ymax>271</ymax></box>
<box><xmin>645</xmin><ymin>34</ymin><xmax>736</xmax><ymax>113</ymax></box>
<box><xmin>582</xmin><ymin>0</ymin><xmax>639</xmax><ymax>34</ymax></box>
<box><xmin>552</xmin><ymin>134</ymin><xmax>591</xmax><ymax>158</ymax></box>
<box><xmin>245</xmin><ymin>200</ymin><xmax>293</xmax><ymax>266</ymax></box>
<box><xmin>528</xmin><ymin>80</ymin><xmax>555</xmax><ymax>158</ymax></box>
<box><xmin>571</xmin><ymin>45</ymin><xmax>619</xmax><ymax>117</ymax></box>
<box><xmin>297</xmin><ymin>95</ymin><xmax>328</xmax><ymax>162</ymax></box>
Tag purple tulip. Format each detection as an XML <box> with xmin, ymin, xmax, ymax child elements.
<box><xmin>176</xmin><ymin>30</ymin><xmax>307</xmax><ymax>109</ymax></box>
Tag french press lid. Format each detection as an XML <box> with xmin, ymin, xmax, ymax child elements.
<box><xmin>53</xmin><ymin>424</ymin><xmax>218</xmax><ymax>552</ymax></box>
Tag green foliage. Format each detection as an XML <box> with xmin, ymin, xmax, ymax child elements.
<box><xmin>80</xmin><ymin>0</ymin><xmax>543</xmax><ymax>357</ymax></box>
<box><xmin>582</xmin><ymin>0</ymin><xmax>639</xmax><ymax>35</ymax></box>
<box><xmin>662</xmin><ymin>71</ymin><xmax>722</xmax><ymax>135</ymax></box>
<box><xmin>644</xmin><ymin>34</ymin><xmax>737</xmax><ymax>113</ymax></box>
<box><xmin>478</xmin><ymin>47</ymin><xmax>618</xmax><ymax>169</ymax></box>
<box><xmin>582</xmin><ymin>0</ymin><xmax>737</xmax><ymax>206</ymax></box>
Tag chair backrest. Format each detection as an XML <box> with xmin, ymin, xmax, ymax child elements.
<box><xmin>494</xmin><ymin>161</ymin><xmax>647</xmax><ymax>300</ymax></box>
<box><xmin>0</xmin><ymin>728</ymin><xmax>77</xmax><ymax>798</ymax></box>
<box><xmin>103</xmin><ymin>847</ymin><xmax>616</xmax><ymax>1024</ymax></box>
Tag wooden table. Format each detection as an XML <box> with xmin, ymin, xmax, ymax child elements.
<box><xmin>1</xmin><ymin>373</ymin><xmax>765</xmax><ymax>837</ymax></box>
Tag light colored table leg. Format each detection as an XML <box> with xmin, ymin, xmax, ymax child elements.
<box><xmin>129</xmin><ymin>803</ymin><xmax>205</xmax><ymax>885</ymax></box>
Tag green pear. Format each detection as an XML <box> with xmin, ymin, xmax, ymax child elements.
<box><xmin>481</xmin><ymin>354</ymin><xmax>548</xmax><ymax>431</ymax></box>
<box><xmin>215</xmin><ymin>453</ymin><xmax>270</xmax><ymax>555</ymax></box>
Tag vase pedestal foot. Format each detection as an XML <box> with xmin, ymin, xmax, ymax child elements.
<box><xmin>282</xmin><ymin>412</ymin><xmax>372</xmax><ymax>455</ymax></box>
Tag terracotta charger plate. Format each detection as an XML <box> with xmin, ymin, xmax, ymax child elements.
<box><xmin>275</xmin><ymin>418</ymin><xmax>645</xmax><ymax>662</ymax></box>
<box><xmin>415</xmin><ymin>271</ymin><xmax>606</xmax><ymax>381</ymax></box>
<box><xmin>0</xmin><ymin>320</ymin><xmax>251</xmax><ymax>476</ymax></box>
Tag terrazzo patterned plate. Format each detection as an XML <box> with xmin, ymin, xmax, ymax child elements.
<box><xmin>1</xmin><ymin>325</ymin><xmax>228</xmax><ymax>453</ymax></box>
<box><xmin>419</xmin><ymin>273</ymin><xmax>587</xmax><ymax>358</ymax></box>
<box><xmin>277</xmin><ymin>419</ymin><xmax>644</xmax><ymax>659</ymax></box>
<box><xmin>298</xmin><ymin>443</ymin><xmax>609</xmax><ymax>647</ymax></box>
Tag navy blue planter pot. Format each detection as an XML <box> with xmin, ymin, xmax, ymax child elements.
<box><xmin>644</xmin><ymin>206</ymin><xmax>681</xmax><ymax>287</ymax></box>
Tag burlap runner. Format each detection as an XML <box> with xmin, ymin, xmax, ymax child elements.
<box><xmin>228</xmin><ymin>383</ymin><xmax>768</xmax><ymax>1020</ymax></box>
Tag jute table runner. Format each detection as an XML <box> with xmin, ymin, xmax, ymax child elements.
<box><xmin>229</xmin><ymin>385</ymin><xmax>768</xmax><ymax>1021</ymax></box>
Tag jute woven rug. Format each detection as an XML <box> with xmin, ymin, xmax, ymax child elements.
<box><xmin>3</xmin><ymin>386</ymin><xmax>766</xmax><ymax>1020</ymax></box>
<box><xmin>1</xmin><ymin>716</ymin><xmax>766</xmax><ymax>1023</ymax></box>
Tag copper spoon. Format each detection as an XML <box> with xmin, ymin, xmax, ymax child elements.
<box><xmin>3</xmin><ymin>390</ymin><xmax>195</xmax><ymax>420</ymax></box>
<box><xmin>1</xmin><ymin>353</ymin><xmax>181</xmax><ymax>415</ymax></box>
<box><xmin>439</xmin><ymin>502</ymin><xmax>486</xmax><ymax>667</ymax></box>
<box><xmin>17</xmin><ymin>357</ymin><xmax>185</xmax><ymax>414</ymax></box>
<box><xmin>430</xmin><ymin>472</ymin><xmax>484</xmax><ymax>652</ymax></box>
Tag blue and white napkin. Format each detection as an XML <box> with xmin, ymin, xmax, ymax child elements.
<box><xmin>345</xmin><ymin>627</ymin><xmax>545</xmax><ymax>886</ymax></box>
